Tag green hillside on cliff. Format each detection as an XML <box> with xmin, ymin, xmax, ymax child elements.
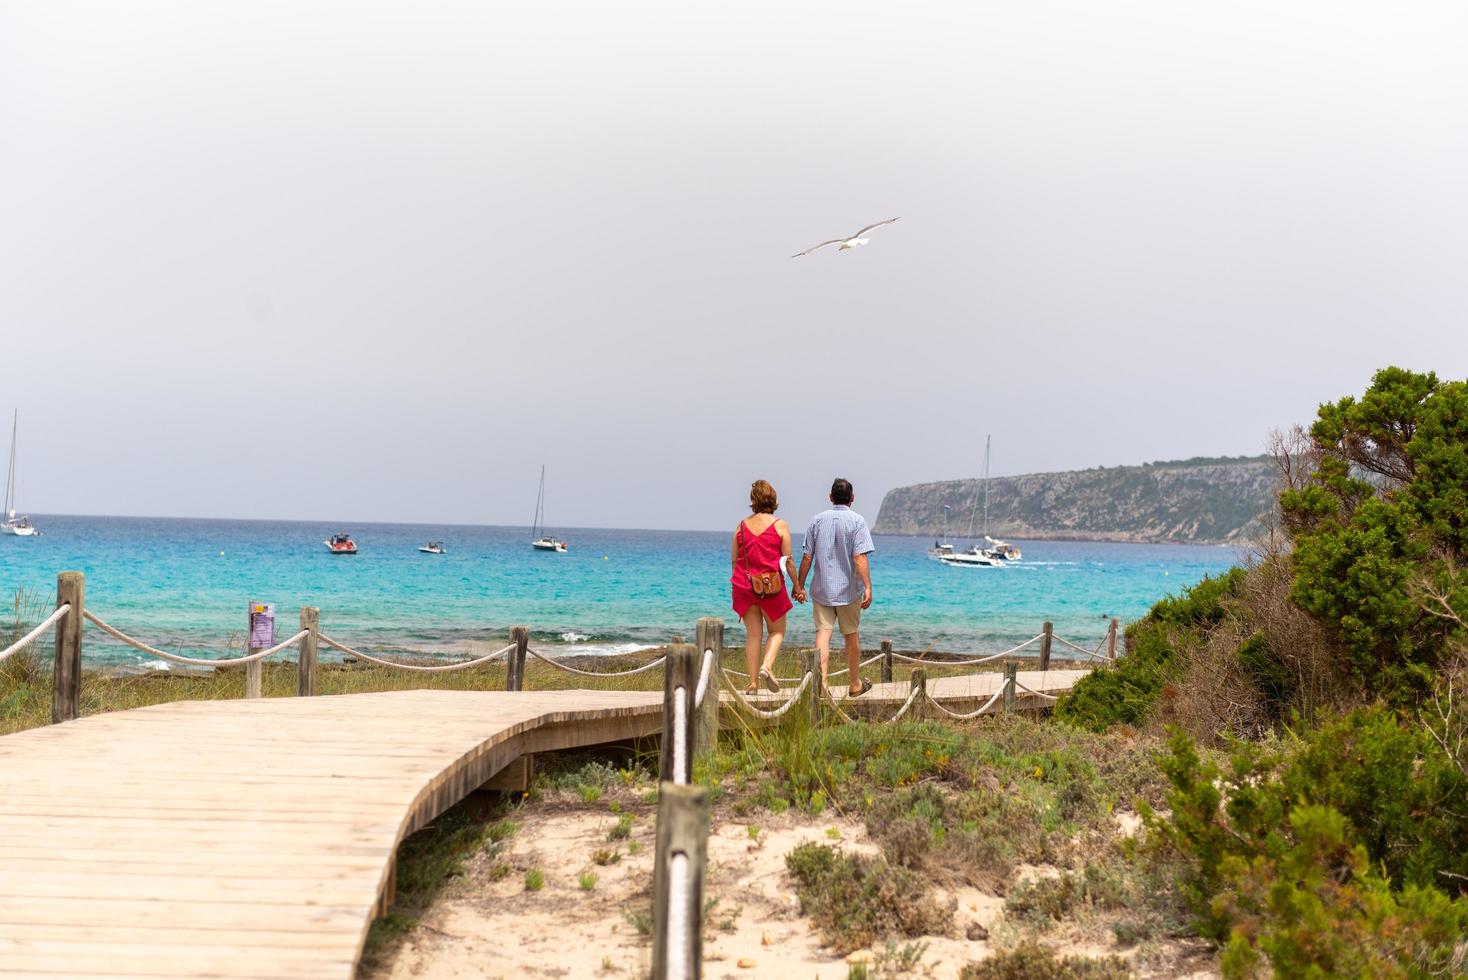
<box><xmin>874</xmin><ymin>455</ymin><xmax>1274</xmax><ymax>544</ymax></box>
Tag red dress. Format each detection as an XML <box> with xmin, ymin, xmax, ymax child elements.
<box><xmin>731</xmin><ymin>521</ymin><xmax>794</xmax><ymax>621</ymax></box>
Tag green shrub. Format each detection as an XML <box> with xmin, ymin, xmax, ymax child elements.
<box><xmin>958</xmin><ymin>942</ymin><xmax>1132</xmax><ymax>979</ymax></box>
<box><xmin>1280</xmin><ymin>368</ymin><xmax>1468</xmax><ymax>705</ymax></box>
<box><xmin>1056</xmin><ymin>569</ymin><xmax>1245</xmax><ymax>732</ymax></box>
<box><xmin>785</xmin><ymin>843</ymin><xmax>951</xmax><ymax>954</ymax></box>
<box><xmin>1145</xmin><ymin>715</ymin><xmax>1468</xmax><ymax>976</ymax></box>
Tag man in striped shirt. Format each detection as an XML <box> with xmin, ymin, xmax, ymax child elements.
<box><xmin>794</xmin><ymin>478</ymin><xmax>875</xmax><ymax>696</ymax></box>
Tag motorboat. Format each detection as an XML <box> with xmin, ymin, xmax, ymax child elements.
<box><xmin>985</xmin><ymin>536</ymin><xmax>1022</xmax><ymax>561</ymax></box>
<box><xmin>2</xmin><ymin>410</ymin><xmax>39</xmax><ymax>537</ymax></box>
<box><xmin>324</xmin><ymin>532</ymin><xmax>358</xmax><ymax>555</ymax></box>
<box><xmin>529</xmin><ymin>465</ymin><xmax>568</xmax><ymax>553</ymax></box>
<box><xmin>940</xmin><ymin>435</ymin><xmax>1006</xmax><ymax>568</ymax></box>
<box><xmin>419</xmin><ymin>541</ymin><xmax>446</xmax><ymax>555</ymax></box>
<box><xmin>940</xmin><ymin>547</ymin><xmax>1005</xmax><ymax>568</ymax></box>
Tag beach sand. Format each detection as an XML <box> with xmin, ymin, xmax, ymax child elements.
<box><xmin>362</xmin><ymin>802</ymin><xmax>1217</xmax><ymax>979</ymax></box>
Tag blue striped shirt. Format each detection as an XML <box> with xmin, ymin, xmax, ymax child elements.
<box><xmin>801</xmin><ymin>505</ymin><xmax>875</xmax><ymax>606</ymax></box>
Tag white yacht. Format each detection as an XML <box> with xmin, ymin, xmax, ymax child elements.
<box><xmin>940</xmin><ymin>435</ymin><xmax>1006</xmax><ymax>568</ymax></box>
<box><xmin>530</xmin><ymin>465</ymin><xmax>568</xmax><ymax>553</ymax></box>
<box><xmin>418</xmin><ymin>541</ymin><xmax>446</xmax><ymax>555</ymax></box>
<box><xmin>2</xmin><ymin>410</ymin><xmax>39</xmax><ymax>537</ymax></box>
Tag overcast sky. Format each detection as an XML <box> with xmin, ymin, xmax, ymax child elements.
<box><xmin>2</xmin><ymin>1</ymin><xmax>1465</xmax><ymax>531</ymax></box>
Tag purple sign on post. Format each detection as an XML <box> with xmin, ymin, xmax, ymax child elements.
<box><xmin>249</xmin><ymin>602</ymin><xmax>276</xmax><ymax>649</ymax></box>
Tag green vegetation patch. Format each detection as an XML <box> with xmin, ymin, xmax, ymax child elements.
<box><xmin>785</xmin><ymin>842</ymin><xmax>951</xmax><ymax>954</ymax></box>
<box><xmin>959</xmin><ymin>941</ymin><xmax>1133</xmax><ymax>979</ymax></box>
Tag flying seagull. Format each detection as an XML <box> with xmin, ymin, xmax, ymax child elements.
<box><xmin>790</xmin><ymin>217</ymin><xmax>901</xmax><ymax>257</ymax></box>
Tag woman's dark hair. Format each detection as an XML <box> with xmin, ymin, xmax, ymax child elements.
<box><xmin>831</xmin><ymin>478</ymin><xmax>854</xmax><ymax>505</ymax></box>
<box><xmin>750</xmin><ymin>480</ymin><xmax>778</xmax><ymax>514</ymax></box>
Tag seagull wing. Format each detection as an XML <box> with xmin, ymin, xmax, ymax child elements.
<box><xmin>791</xmin><ymin>239</ymin><xmax>846</xmax><ymax>258</ymax></box>
<box><xmin>852</xmin><ymin>217</ymin><xmax>900</xmax><ymax>237</ymax></box>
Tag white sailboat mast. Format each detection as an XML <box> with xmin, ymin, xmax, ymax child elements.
<box><xmin>982</xmin><ymin>434</ymin><xmax>991</xmax><ymax>539</ymax></box>
<box><xmin>4</xmin><ymin>410</ymin><xmax>16</xmax><ymax>519</ymax></box>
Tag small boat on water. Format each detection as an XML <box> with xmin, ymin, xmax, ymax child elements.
<box><xmin>418</xmin><ymin>541</ymin><xmax>446</xmax><ymax>555</ymax></box>
<box><xmin>324</xmin><ymin>532</ymin><xmax>358</xmax><ymax>555</ymax></box>
<box><xmin>940</xmin><ymin>435</ymin><xmax>1007</xmax><ymax>568</ymax></box>
<box><xmin>3</xmin><ymin>410</ymin><xmax>40</xmax><ymax>537</ymax></box>
<box><xmin>530</xmin><ymin>465</ymin><xmax>568</xmax><ymax>554</ymax></box>
<box><xmin>985</xmin><ymin>535</ymin><xmax>1022</xmax><ymax>561</ymax></box>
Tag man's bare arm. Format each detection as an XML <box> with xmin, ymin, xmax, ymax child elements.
<box><xmin>854</xmin><ymin>553</ymin><xmax>873</xmax><ymax>609</ymax></box>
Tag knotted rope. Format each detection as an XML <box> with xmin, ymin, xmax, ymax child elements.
<box><xmin>318</xmin><ymin>633</ymin><xmax>513</xmax><ymax>672</ymax></box>
<box><xmin>84</xmin><ymin>610</ymin><xmax>306</xmax><ymax>667</ymax></box>
<box><xmin>0</xmin><ymin>604</ymin><xmax>70</xmax><ymax>663</ymax></box>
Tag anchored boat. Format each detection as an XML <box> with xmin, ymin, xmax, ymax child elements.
<box><xmin>2</xmin><ymin>410</ymin><xmax>38</xmax><ymax>537</ymax></box>
<box><xmin>324</xmin><ymin>532</ymin><xmax>358</xmax><ymax>555</ymax></box>
<box><xmin>530</xmin><ymin>465</ymin><xmax>568</xmax><ymax>553</ymax></box>
<box><xmin>418</xmin><ymin>541</ymin><xmax>446</xmax><ymax>555</ymax></box>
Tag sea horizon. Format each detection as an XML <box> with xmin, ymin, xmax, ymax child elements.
<box><xmin>2</xmin><ymin>514</ymin><xmax>1240</xmax><ymax>668</ymax></box>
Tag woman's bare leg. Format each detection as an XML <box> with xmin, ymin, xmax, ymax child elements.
<box><xmin>741</xmin><ymin>609</ymin><xmax>764</xmax><ymax>686</ymax></box>
<box><xmin>759</xmin><ymin>614</ymin><xmax>787</xmax><ymax>675</ymax></box>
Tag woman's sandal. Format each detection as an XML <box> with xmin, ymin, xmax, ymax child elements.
<box><xmin>758</xmin><ymin>668</ymin><xmax>781</xmax><ymax>694</ymax></box>
<box><xmin>742</xmin><ymin>685</ymin><xmax>760</xmax><ymax>696</ymax></box>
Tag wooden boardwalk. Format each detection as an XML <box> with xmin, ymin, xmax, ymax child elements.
<box><xmin>0</xmin><ymin>670</ymin><xmax>1085</xmax><ymax>978</ymax></box>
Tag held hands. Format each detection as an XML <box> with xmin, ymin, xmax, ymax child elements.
<box><xmin>792</xmin><ymin>584</ymin><xmax>808</xmax><ymax>604</ymax></box>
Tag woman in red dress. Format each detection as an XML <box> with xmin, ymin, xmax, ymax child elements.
<box><xmin>730</xmin><ymin>480</ymin><xmax>802</xmax><ymax>694</ymax></box>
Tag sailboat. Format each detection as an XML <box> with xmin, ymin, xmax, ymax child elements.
<box><xmin>2</xmin><ymin>410</ymin><xmax>39</xmax><ymax>537</ymax></box>
<box><xmin>927</xmin><ymin>504</ymin><xmax>956</xmax><ymax>560</ymax></box>
<box><xmin>530</xmin><ymin>465</ymin><xmax>567</xmax><ymax>553</ymax></box>
<box><xmin>940</xmin><ymin>435</ymin><xmax>1003</xmax><ymax>567</ymax></box>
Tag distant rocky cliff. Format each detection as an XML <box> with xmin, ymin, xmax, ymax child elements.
<box><xmin>874</xmin><ymin>456</ymin><xmax>1276</xmax><ymax>544</ymax></box>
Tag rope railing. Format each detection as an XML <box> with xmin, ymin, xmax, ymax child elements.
<box><xmin>1014</xmin><ymin>680</ymin><xmax>1060</xmax><ymax>702</ymax></box>
<box><xmin>882</xmin><ymin>684</ymin><xmax>923</xmax><ymax>724</ymax></box>
<box><xmin>1053</xmin><ymin>634</ymin><xmax>1115</xmax><ymax>661</ymax></box>
<box><xmin>886</xmin><ymin>631</ymin><xmax>1047</xmax><ymax>666</ymax></box>
<box><xmin>83</xmin><ymin>610</ymin><xmax>307</xmax><ymax>668</ymax></box>
<box><xmin>524</xmin><ymin>646</ymin><xmax>670</xmax><ymax>677</ymax></box>
<box><xmin>925</xmin><ymin>684</ymin><xmax>1007</xmax><ymax>719</ymax></box>
<box><xmin>318</xmin><ymin>633</ymin><xmax>514</xmax><ymax>673</ymax></box>
<box><xmin>0</xmin><ymin>604</ymin><xmax>70</xmax><ymax>664</ymax></box>
<box><xmin>721</xmin><ymin>651</ymin><xmax>883</xmax><ymax>684</ymax></box>
<box><xmin>692</xmin><ymin>648</ymin><xmax>714</xmax><ymax>710</ymax></box>
<box><xmin>722</xmin><ymin>670</ymin><xmax>814</xmax><ymax>719</ymax></box>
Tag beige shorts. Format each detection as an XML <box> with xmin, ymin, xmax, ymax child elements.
<box><xmin>813</xmin><ymin>601</ymin><xmax>862</xmax><ymax>636</ymax></box>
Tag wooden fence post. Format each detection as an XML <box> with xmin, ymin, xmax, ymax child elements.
<box><xmin>52</xmin><ymin>571</ymin><xmax>84</xmax><ymax>724</ymax></box>
<box><xmin>660</xmin><ymin>643</ymin><xmax>697</xmax><ymax>784</ymax></box>
<box><xmin>297</xmin><ymin>607</ymin><xmax>319</xmax><ymax>697</ymax></box>
<box><xmin>1108</xmin><ymin>618</ymin><xmax>1120</xmax><ymax>659</ymax></box>
<box><xmin>880</xmin><ymin>640</ymin><xmax>893</xmax><ymax>684</ymax></box>
<box><xmin>1039</xmin><ymin>621</ymin><xmax>1053</xmax><ymax>671</ymax></box>
<box><xmin>507</xmin><ymin>626</ymin><xmax>529</xmax><ymax>691</ymax></box>
<box><xmin>693</xmin><ymin>618</ymin><xmax>723</xmax><ymax>765</ymax></box>
<box><xmin>652</xmin><ymin>782</ymin><xmax>710</xmax><ymax>980</ymax></box>
<box><xmin>909</xmin><ymin>667</ymin><xmax>926</xmax><ymax>722</ymax></box>
<box><xmin>1003</xmin><ymin>662</ymin><xmax>1017</xmax><ymax>713</ymax></box>
<box><xmin>244</xmin><ymin>603</ymin><xmax>264</xmax><ymax>700</ymax></box>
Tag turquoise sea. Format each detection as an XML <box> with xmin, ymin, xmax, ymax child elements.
<box><xmin>0</xmin><ymin>516</ymin><xmax>1239</xmax><ymax>666</ymax></box>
